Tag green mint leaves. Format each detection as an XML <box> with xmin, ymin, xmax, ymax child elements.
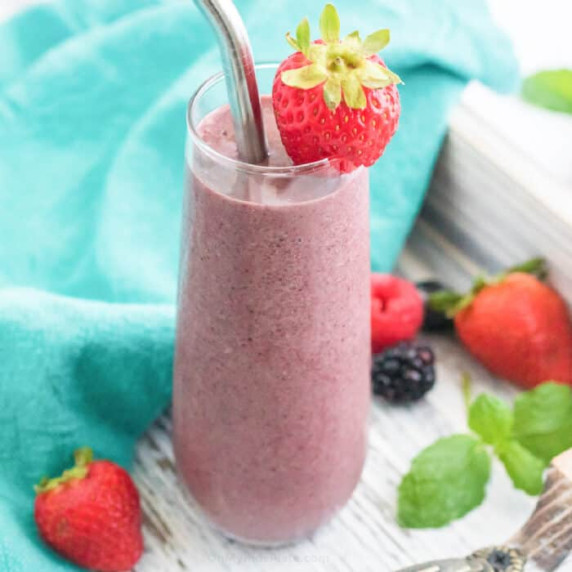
<box><xmin>468</xmin><ymin>394</ymin><xmax>513</xmax><ymax>446</ymax></box>
<box><xmin>398</xmin><ymin>435</ymin><xmax>491</xmax><ymax>528</ymax></box>
<box><xmin>513</xmin><ymin>383</ymin><xmax>572</xmax><ymax>463</ymax></box>
<box><xmin>467</xmin><ymin>394</ymin><xmax>542</xmax><ymax>494</ymax></box>
<box><xmin>522</xmin><ymin>69</ymin><xmax>572</xmax><ymax>115</ymax></box>
<box><xmin>467</xmin><ymin>394</ymin><xmax>544</xmax><ymax>495</ymax></box>
<box><xmin>398</xmin><ymin>381</ymin><xmax>572</xmax><ymax>528</ymax></box>
<box><xmin>496</xmin><ymin>440</ymin><xmax>545</xmax><ymax>496</ymax></box>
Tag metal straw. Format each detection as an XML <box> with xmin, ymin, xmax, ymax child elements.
<box><xmin>194</xmin><ymin>0</ymin><xmax>268</xmax><ymax>164</ymax></box>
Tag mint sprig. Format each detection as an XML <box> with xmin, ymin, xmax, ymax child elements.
<box><xmin>513</xmin><ymin>383</ymin><xmax>572</xmax><ymax>463</ymax></box>
<box><xmin>398</xmin><ymin>381</ymin><xmax>572</xmax><ymax>528</ymax></box>
<box><xmin>496</xmin><ymin>440</ymin><xmax>545</xmax><ymax>496</ymax></box>
<box><xmin>468</xmin><ymin>394</ymin><xmax>513</xmax><ymax>447</ymax></box>
<box><xmin>398</xmin><ymin>435</ymin><xmax>491</xmax><ymax>528</ymax></box>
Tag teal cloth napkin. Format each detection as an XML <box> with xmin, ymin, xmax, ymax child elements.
<box><xmin>0</xmin><ymin>0</ymin><xmax>517</xmax><ymax>569</ymax></box>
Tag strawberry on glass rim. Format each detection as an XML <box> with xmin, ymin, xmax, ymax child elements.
<box><xmin>272</xmin><ymin>3</ymin><xmax>402</xmax><ymax>173</ymax></box>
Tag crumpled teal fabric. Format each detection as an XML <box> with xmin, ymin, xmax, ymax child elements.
<box><xmin>0</xmin><ymin>0</ymin><xmax>517</xmax><ymax>569</ymax></box>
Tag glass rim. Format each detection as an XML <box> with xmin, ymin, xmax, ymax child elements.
<box><xmin>186</xmin><ymin>62</ymin><xmax>331</xmax><ymax>176</ymax></box>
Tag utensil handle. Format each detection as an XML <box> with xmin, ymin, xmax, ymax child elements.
<box><xmin>509</xmin><ymin>456</ymin><xmax>572</xmax><ymax>572</ymax></box>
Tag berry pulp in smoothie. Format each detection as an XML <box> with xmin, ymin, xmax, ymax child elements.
<box><xmin>173</xmin><ymin>97</ymin><xmax>371</xmax><ymax>544</ymax></box>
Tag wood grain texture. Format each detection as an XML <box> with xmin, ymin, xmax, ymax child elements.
<box><xmin>132</xmin><ymin>331</ymin><xmax>562</xmax><ymax>572</ymax></box>
<box><xmin>511</xmin><ymin>465</ymin><xmax>572</xmax><ymax>572</ymax></box>
<box><xmin>555</xmin><ymin>452</ymin><xmax>572</xmax><ymax>481</ymax></box>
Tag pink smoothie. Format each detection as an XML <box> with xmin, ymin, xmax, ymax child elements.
<box><xmin>173</xmin><ymin>97</ymin><xmax>371</xmax><ymax>544</ymax></box>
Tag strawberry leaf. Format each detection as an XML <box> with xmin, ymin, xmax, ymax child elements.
<box><xmin>342</xmin><ymin>75</ymin><xmax>366</xmax><ymax>109</ymax></box>
<box><xmin>344</xmin><ymin>30</ymin><xmax>362</xmax><ymax>49</ymax></box>
<box><xmin>506</xmin><ymin>257</ymin><xmax>548</xmax><ymax>281</ymax></box>
<box><xmin>384</xmin><ymin>68</ymin><xmax>403</xmax><ymax>85</ymax></box>
<box><xmin>319</xmin><ymin>3</ymin><xmax>340</xmax><ymax>44</ymax></box>
<box><xmin>35</xmin><ymin>447</ymin><xmax>93</xmax><ymax>494</ymax></box>
<box><xmin>362</xmin><ymin>29</ymin><xmax>390</xmax><ymax>56</ymax></box>
<box><xmin>296</xmin><ymin>17</ymin><xmax>311</xmax><ymax>56</ymax></box>
<box><xmin>427</xmin><ymin>290</ymin><xmax>464</xmax><ymax>316</ymax></box>
<box><xmin>281</xmin><ymin>64</ymin><xmax>328</xmax><ymax>90</ymax></box>
<box><xmin>279</xmin><ymin>4</ymin><xmax>401</xmax><ymax>112</ymax></box>
<box><xmin>360</xmin><ymin>60</ymin><xmax>394</xmax><ymax>89</ymax></box>
<box><xmin>75</xmin><ymin>447</ymin><xmax>94</xmax><ymax>466</ymax></box>
<box><xmin>285</xmin><ymin>33</ymin><xmax>300</xmax><ymax>52</ymax></box>
<box><xmin>323</xmin><ymin>77</ymin><xmax>342</xmax><ymax>109</ymax></box>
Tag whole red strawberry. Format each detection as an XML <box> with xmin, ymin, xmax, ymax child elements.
<box><xmin>35</xmin><ymin>448</ymin><xmax>143</xmax><ymax>572</ymax></box>
<box><xmin>272</xmin><ymin>4</ymin><xmax>401</xmax><ymax>172</ymax></box>
<box><xmin>431</xmin><ymin>259</ymin><xmax>572</xmax><ymax>389</ymax></box>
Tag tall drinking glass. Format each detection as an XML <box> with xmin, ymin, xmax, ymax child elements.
<box><xmin>173</xmin><ymin>64</ymin><xmax>371</xmax><ymax>545</ymax></box>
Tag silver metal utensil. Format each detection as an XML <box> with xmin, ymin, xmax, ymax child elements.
<box><xmin>397</xmin><ymin>449</ymin><xmax>572</xmax><ymax>572</ymax></box>
<box><xmin>194</xmin><ymin>0</ymin><xmax>268</xmax><ymax>164</ymax></box>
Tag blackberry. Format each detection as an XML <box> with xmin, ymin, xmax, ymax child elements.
<box><xmin>372</xmin><ymin>342</ymin><xmax>436</xmax><ymax>403</ymax></box>
<box><xmin>416</xmin><ymin>280</ymin><xmax>455</xmax><ymax>333</ymax></box>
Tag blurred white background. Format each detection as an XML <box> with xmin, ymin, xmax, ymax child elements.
<box><xmin>488</xmin><ymin>0</ymin><xmax>572</xmax><ymax>72</ymax></box>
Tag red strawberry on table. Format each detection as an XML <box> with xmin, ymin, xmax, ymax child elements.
<box><xmin>371</xmin><ymin>274</ymin><xmax>424</xmax><ymax>354</ymax></box>
<box><xmin>272</xmin><ymin>4</ymin><xmax>401</xmax><ymax>172</ymax></box>
<box><xmin>431</xmin><ymin>259</ymin><xmax>572</xmax><ymax>389</ymax></box>
<box><xmin>35</xmin><ymin>448</ymin><xmax>143</xmax><ymax>572</ymax></box>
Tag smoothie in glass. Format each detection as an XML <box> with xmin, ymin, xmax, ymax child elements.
<box><xmin>174</xmin><ymin>0</ymin><xmax>402</xmax><ymax>545</ymax></box>
<box><xmin>173</xmin><ymin>69</ymin><xmax>371</xmax><ymax>544</ymax></box>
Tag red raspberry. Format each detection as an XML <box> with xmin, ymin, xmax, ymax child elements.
<box><xmin>371</xmin><ymin>274</ymin><xmax>423</xmax><ymax>354</ymax></box>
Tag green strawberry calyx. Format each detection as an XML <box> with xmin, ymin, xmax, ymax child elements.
<box><xmin>282</xmin><ymin>3</ymin><xmax>402</xmax><ymax>110</ymax></box>
<box><xmin>35</xmin><ymin>447</ymin><xmax>93</xmax><ymax>494</ymax></box>
<box><xmin>429</xmin><ymin>258</ymin><xmax>548</xmax><ymax>318</ymax></box>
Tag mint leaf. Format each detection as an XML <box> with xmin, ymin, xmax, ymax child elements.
<box><xmin>497</xmin><ymin>440</ymin><xmax>546</xmax><ymax>496</ymax></box>
<box><xmin>513</xmin><ymin>382</ymin><xmax>572</xmax><ymax>464</ymax></box>
<box><xmin>522</xmin><ymin>69</ymin><xmax>572</xmax><ymax>115</ymax></box>
<box><xmin>398</xmin><ymin>435</ymin><xmax>491</xmax><ymax>528</ymax></box>
<box><xmin>468</xmin><ymin>394</ymin><xmax>513</xmax><ymax>446</ymax></box>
